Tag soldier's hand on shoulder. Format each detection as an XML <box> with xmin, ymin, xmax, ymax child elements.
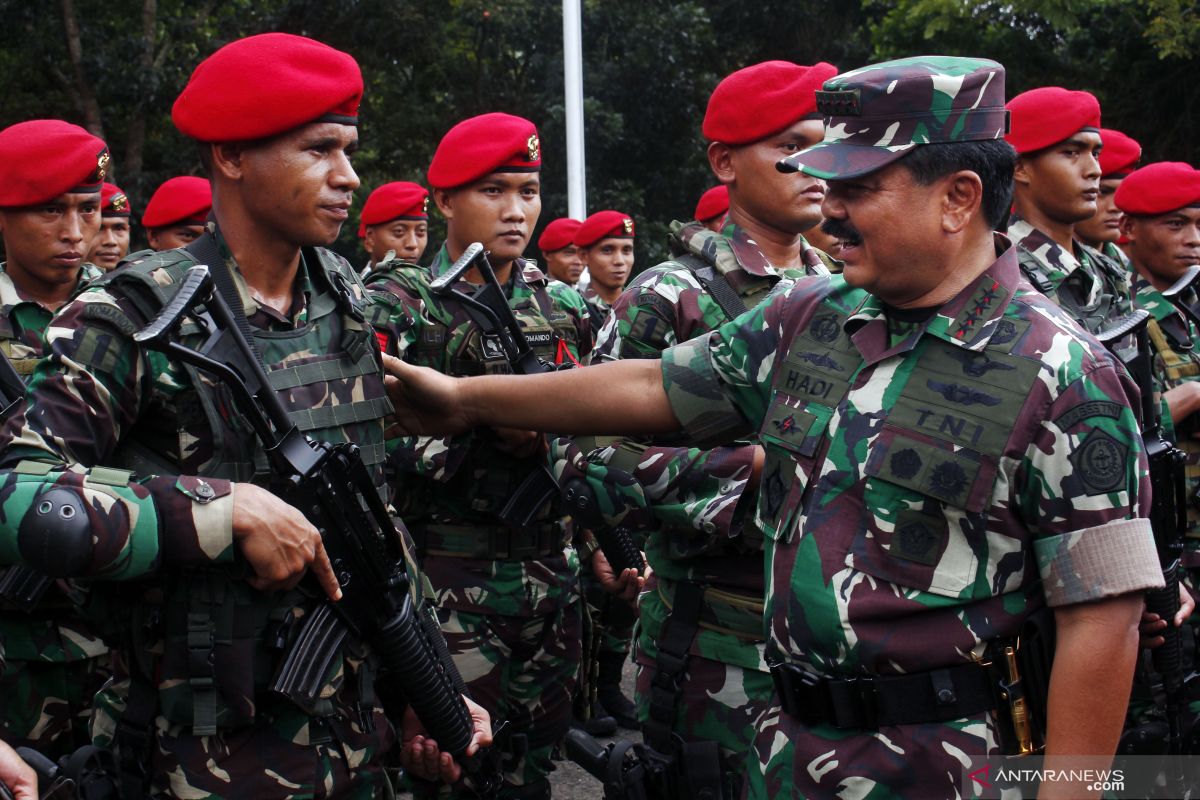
<box><xmin>382</xmin><ymin>353</ymin><xmax>474</xmax><ymax>436</ymax></box>
<box><xmin>0</xmin><ymin>740</ymin><xmax>37</xmax><ymax>800</ymax></box>
<box><xmin>230</xmin><ymin>483</ymin><xmax>342</xmax><ymax>601</ymax></box>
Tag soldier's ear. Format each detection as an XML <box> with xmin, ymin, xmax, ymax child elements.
<box><xmin>363</xmin><ymin>226</ymin><xmax>376</xmax><ymax>253</ymax></box>
<box><xmin>432</xmin><ymin>188</ymin><xmax>455</xmax><ymax>221</ymax></box>
<box><xmin>941</xmin><ymin>170</ymin><xmax>983</xmax><ymax>235</ymax></box>
<box><xmin>707</xmin><ymin>142</ymin><xmax>735</xmax><ymax>185</ymax></box>
<box><xmin>1012</xmin><ymin>155</ymin><xmax>1034</xmax><ymax>188</ymax></box>
<box><xmin>210</xmin><ymin>142</ymin><xmax>247</xmax><ymax>181</ymax></box>
<box><xmin>1118</xmin><ymin>214</ymin><xmax>1135</xmax><ymax>243</ymax></box>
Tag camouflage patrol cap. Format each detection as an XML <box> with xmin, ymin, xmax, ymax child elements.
<box><xmin>778</xmin><ymin>56</ymin><xmax>1008</xmax><ymax>180</ymax></box>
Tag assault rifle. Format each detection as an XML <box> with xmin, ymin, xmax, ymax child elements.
<box><xmin>1097</xmin><ymin>306</ymin><xmax>1190</xmax><ymax>782</ymax></box>
<box><xmin>565</xmin><ymin>727</ymin><xmax>729</xmax><ymax>800</ymax></box>
<box><xmin>133</xmin><ymin>265</ymin><xmax>498</xmax><ymax>794</ymax></box>
<box><xmin>429</xmin><ymin>243</ymin><xmax>571</xmax><ymax>529</ymax></box>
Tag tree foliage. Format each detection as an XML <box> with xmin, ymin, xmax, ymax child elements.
<box><xmin>0</xmin><ymin>0</ymin><xmax>1193</xmax><ymax>267</ymax></box>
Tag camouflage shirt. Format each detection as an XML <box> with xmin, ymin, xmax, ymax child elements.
<box><xmin>587</xmin><ymin>222</ymin><xmax>833</xmax><ymax>669</ymax></box>
<box><xmin>661</xmin><ymin>237</ymin><xmax>1162</xmax><ymax>680</ymax></box>
<box><xmin>0</xmin><ymin>228</ymin><xmax>400</xmax><ymax>751</ymax></box>
<box><xmin>369</xmin><ymin>244</ymin><xmax>592</xmax><ymax>618</ymax></box>
<box><xmin>1132</xmin><ymin>273</ymin><xmax>1200</xmax><ymax>549</ymax></box>
<box><xmin>1009</xmin><ymin>214</ymin><xmax>1135</xmax><ymax>334</ymax></box>
<box><xmin>0</xmin><ymin>261</ymin><xmax>107</xmax><ymax>665</ymax></box>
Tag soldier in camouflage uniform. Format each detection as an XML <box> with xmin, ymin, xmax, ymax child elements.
<box><xmin>575</xmin><ymin>210</ymin><xmax>635</xmax><ymax>330</ymax></box>
<box><xmin>1005</xmin><ymin>87</ymin><xmax>1135</xmax><ymax>335</ymax></box>
<box><xmin>0</xmin><ymin>35</ymin><xmax>486</xmax><ymax>798</ymax></box>
<box><xmin>367</xmin><ymin>112</ymin><xmax>589</xmax><ymax>800</ymax></box>
<box><xmin>581</xmin><ymin>59</ymin><xmax>839</xmax><ymax>790</ymax></box>
<box><xmin>383</xmin><ymin>55</ymin><xmax>1164</xmax><ymax>800</ymax></box>
<box><xmin>358</xmin><ymin>181</ymin><xmax>430</xmax><ymax>277</ymax></box>
<box><xmin>1075</xmin><ymin>129</ymin><xmax>1141</xmax><ymax>268</ymax></box>
<box><xmin>84</xmin><ymin>182</ymin><xmax>133</xmax><ymax>272</ymax></box>
<box><xmin>1117</xmin><ymin>162</ymin><xmax>1200</xmax><ymax>584</ymax></box>
<box><xmin>0</xmin><ymin>120</ymin><xmax>108</xmax><ymax>760</ymax></box>
<box><xmin>141</xmin><ymin>176</ymin><xmax>211</xmax><ymax>252</ymax></box>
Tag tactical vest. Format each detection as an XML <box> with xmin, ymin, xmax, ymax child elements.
<box><xmin>1017</xmin><ymin>246</ymin><xmax>1129</xmax><ymax>335</ymax></box>
<box><xmin>87</xmin><ymin>247</ymin><xmax>390</xmax><ymax>733</ymax></box>
<box><xmin>1147</xmin><ymin>317</ymin><xmax>1200</xmax><ymax>536</ymax></box>
<box><xmin>758</xmin><ymin>308</ymin><xmax>1040</xmax><ymax>598</ymax></box>
<box><xmin>411</xmin><ymin>264</ymin><xmax>579</xmax><ymax>377</ymax></box>
<box><xmin>408</xmin><ymin>264</ymin><xmax>580</xmax><ymax>521</ymax></box>
<box><xmin>673</xmin><ymin>250</ymin><xmax>773</xmax><ymax>325</ymax></box>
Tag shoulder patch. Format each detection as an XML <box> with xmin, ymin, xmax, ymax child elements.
<box><xmin>1069</xmin><ymin>429</ymin><xmax>1129</xmax><ymax>496</ymax></box>
<box><xmin>80</xmin><ymin>302</ymin><xmax>137</xmax><ymax>337</ymax></box>
<box><xmin>1054</xmin><ymin>400</ymin><xmax>1123</xmax><ymax>431</ymax></box>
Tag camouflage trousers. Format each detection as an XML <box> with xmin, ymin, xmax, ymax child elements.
<box><xmin>0</xmin><ymin>654</ymin><xmax>110</xmax><ymax>760</ymax></box>
<box><xmin>89</xmin><ymin>667</ymin><xmax>392</xmax><ymax>800</ymax></box>
<box><xmin>632</xmin><ymin>641</ymin><xmax>774</xmax><ymax>790</ymax></box>
<box><xmin>743</xmin><ymin>707</ymin><xmax>1003</xmax><ymax>799</ymax></box>
<box><xmin>417</xmin><ymin>602</ymin><xmax>582</xmax><ymax>798</ymax></box>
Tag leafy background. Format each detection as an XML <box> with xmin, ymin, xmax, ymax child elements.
<box><xmin>1</xmin><ymin>0</ymin><xmax>1195</xmax><ymax>269</ymax></box>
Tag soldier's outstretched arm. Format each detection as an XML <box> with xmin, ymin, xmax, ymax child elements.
<box><xmin>384</xmin><ymin>352</ymin><xmax>678</xmax><ymax>438</ymax></box>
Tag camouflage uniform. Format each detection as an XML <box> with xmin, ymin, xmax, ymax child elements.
<box><xmin>587</xmin><ymin>220</ymin><xmax>834</xmax><ymax>783</ymax></box>
<box><xmin>704</xmin><ymin>55</ymin><xmax>1162</xmax><ymax>798</ymax></box>
<box><xmin>579</xmin><ymin>283</ymin><xmax>612</xmax><ymax>331</ymax></box>
<box><xmin>0</xmin><ymin>229</ymin><xmax>401</xmax><ymax>798</ymax></box>
<box><xmin>1008</xmin><ymin>214</ymin><xmax>1135</xmax><ymax>335</ymax></box>
<box><xmin>0</xmin><ymin>261</ymin><xmax>112</xmax><ymax>759</ymax></box>
<box><xmin>368</xmin><ymin>245</ymin><xmax>591</xmax><ymax>798</ymax></box>
<box><xmin>657</xmin><ymin>239</ymin><xmax>1162</xmax><ymax>798</ymax></box>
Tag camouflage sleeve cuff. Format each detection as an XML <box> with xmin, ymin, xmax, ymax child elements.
<box><xmin>387</xmin><ymin>433</ymin><xmax>473</xmax><ymax>481</ymax></box>
<box><xmin>637</xmin><ymin>443</ymin><xmax>756</xmax><ymax>538</ymax></box>
<box><xmin>661</xmin><ymin>336</ymin><xmax>753</xmax><ymax>450</ymax></box>
<box><xmin>1035</xmin><ymin>518</ymin><xmax>1163</xmax><ymax>607</ymax></box>
<box><xmin>148</xmin><ymin>475</ymin><xmax>235</xmax><ymax>565</ymax></box>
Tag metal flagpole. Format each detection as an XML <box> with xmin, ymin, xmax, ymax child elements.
<box><xmin>563</xmin><ymin>0</ymin><xmax>589</xmax><ymax>288</ymax></box>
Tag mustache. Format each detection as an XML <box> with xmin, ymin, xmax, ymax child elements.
<box><xmin>820</xmin><ymin>217</ymin><xmax>863</xmax><ymax>247</ymax></box>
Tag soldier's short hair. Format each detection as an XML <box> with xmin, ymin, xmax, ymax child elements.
<box><xmin>897</xmin><ymin>139</ymin><xmax>1017</xmax><ymax>232</ymax></box>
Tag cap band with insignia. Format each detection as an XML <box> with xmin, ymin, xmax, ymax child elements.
<box><xmin>1114</xmin><ymin>162</ymin><xmax>1200</xmax><ymax>216</ymax></box>
<box><xmin>427</xmin><ymin>113</ymin><xmax>542</xmax><ymax>190</ymax></box>
<box><xmin>1098</xmin><ymin>128</ymin><xmax>1141</xmax><ymax>178</ymax></box>
<box><xmin>574</xmin><ymin>210</ymin><xmax>635</xmax><ymax>247</ymax></box>
<box><xmin>703</xmin><ymin>61</ymin><xmax>839</xmax><ymax>145</ymax></box>
<box><xmin>101</xmin><ymin>182</ymin><xmax>132</xmax><ymax>217</ymax></box>
<box><xmin>778</xmin><ymin>56</ymin><xmax>1009</xmax><ymax>180</ymax></box>
<box><xmin>142</xmin><ymin>176</ymin><xmax>213</xmax><ymax>228</ymax></box>
<box><xmin>172</xmin><ymin>32</ymin><xmax>362</xmax><ymax>142</ymax></box>
<box><xmin>694</xmin><ymin>185</ymin><xmax>729</xmax><ymax>222</ymax></box>
<box><xmin>0</xmin><ymin>120</ymin><xmax>108</xmax><ymax>207</ymax></box>
<box><xmin>1005</xmin><ymin>86</ymin><xmax>1101</xmax><ymax>155</ymax></box>
<box><xmin>538</xmin><ymin>218</ymin><xmax>582</xmax><ymax>252</ymax></box>
<box><xmin>358</xmin><ymin>181</ymin><xmax>429</xmax><ymax>237</ymax></box>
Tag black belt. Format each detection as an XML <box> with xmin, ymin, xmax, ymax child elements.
<box><xmin>770</xmin><ymin>660</ymin><xmax>999</xmax><ymax>729</ymax></box>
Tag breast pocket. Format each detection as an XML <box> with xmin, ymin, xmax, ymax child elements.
<box><xmin>851</xmin><ymin>424</ymin><xmax>1023</xmax><ymax>599</ymax></box>
<box><xmin>756</xmin><ymin>391</ymin><xmax>833</xmax><ymax>543</ymax></box>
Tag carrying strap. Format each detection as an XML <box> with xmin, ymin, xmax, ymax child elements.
<box><xmin>186</xmin><ymin>233</ymin><xmax>267</xmax><ymax>366</ymax></box>
<box><xmin>675</xmin><ymin>252</ymin><xmax>748</xmax><ymax>322</ymax></box>
<box><xmin>643</xmin><ymin>580</ymin><xmax>704</xmax><ymax>754</ymax></box>
<box><xmin>114</xmin><ymin>653</ymin><xmax>161</xmax><ymax>797</ymax></box>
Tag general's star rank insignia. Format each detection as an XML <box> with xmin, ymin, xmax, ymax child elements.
<box><xmin>527</xmin><ymin>134</ymin><xmax>540</xmax><ymax>162</ymax></box>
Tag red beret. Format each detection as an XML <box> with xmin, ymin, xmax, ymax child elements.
<box><xmin>1098</xmin><ymin>128</ymin><xmax>1141</xmax><ymax>178</ymax></box>
<box><xmin>427</xmin><ymin>113</ymin><xmax>541</xmax><ymax>190</ymax></box>
<box><xmin>173</xmin><ymin>33</ymin><xmax>362</xmax><ymax>142</ymax></box>
<box><xmin>702</xmin><ymin>61</ymin><xmax>839</xmax><ymax>145</ymax></box>
<box><xmin>101</xmin><ymin>182</ymin><xmax>132</xmax><ymax>217</ymax></box>
<box><xmin>1005</xmin><ymin>87</ymin><xmax>1101</xmax><ymax>154</ymax></box>
<box><xmin>694</xmin><ymin>185</ymin><xmax>729</xmax><ymax>222</ymax></box>
<box><xmin>0</xmin><ymin>120</ymin><xmax>109</xmax><ymax>207</ymax></box>
<box><xmin>538</xmin><ymin>218</ymin><xmax>582</xmax><ymax>252</ymax></box>
<box><xmin>1114</xmin><ymin>162</ymin><xmax>1200</xmax><ymax>216</ymax></box>
<box><xmin>142</xmin><ymin>176</ymin><xmax>212</xmax><ymax>228</ymax></box>
<box><xmin>574</xmin><ymin>210</ymin><xmax>635</xmax><ymax>248</ymax></box>
<box><xmin>357</xmin><ymin>182</ymin><xmax>429</xmax><ymax>237</ymax></box>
